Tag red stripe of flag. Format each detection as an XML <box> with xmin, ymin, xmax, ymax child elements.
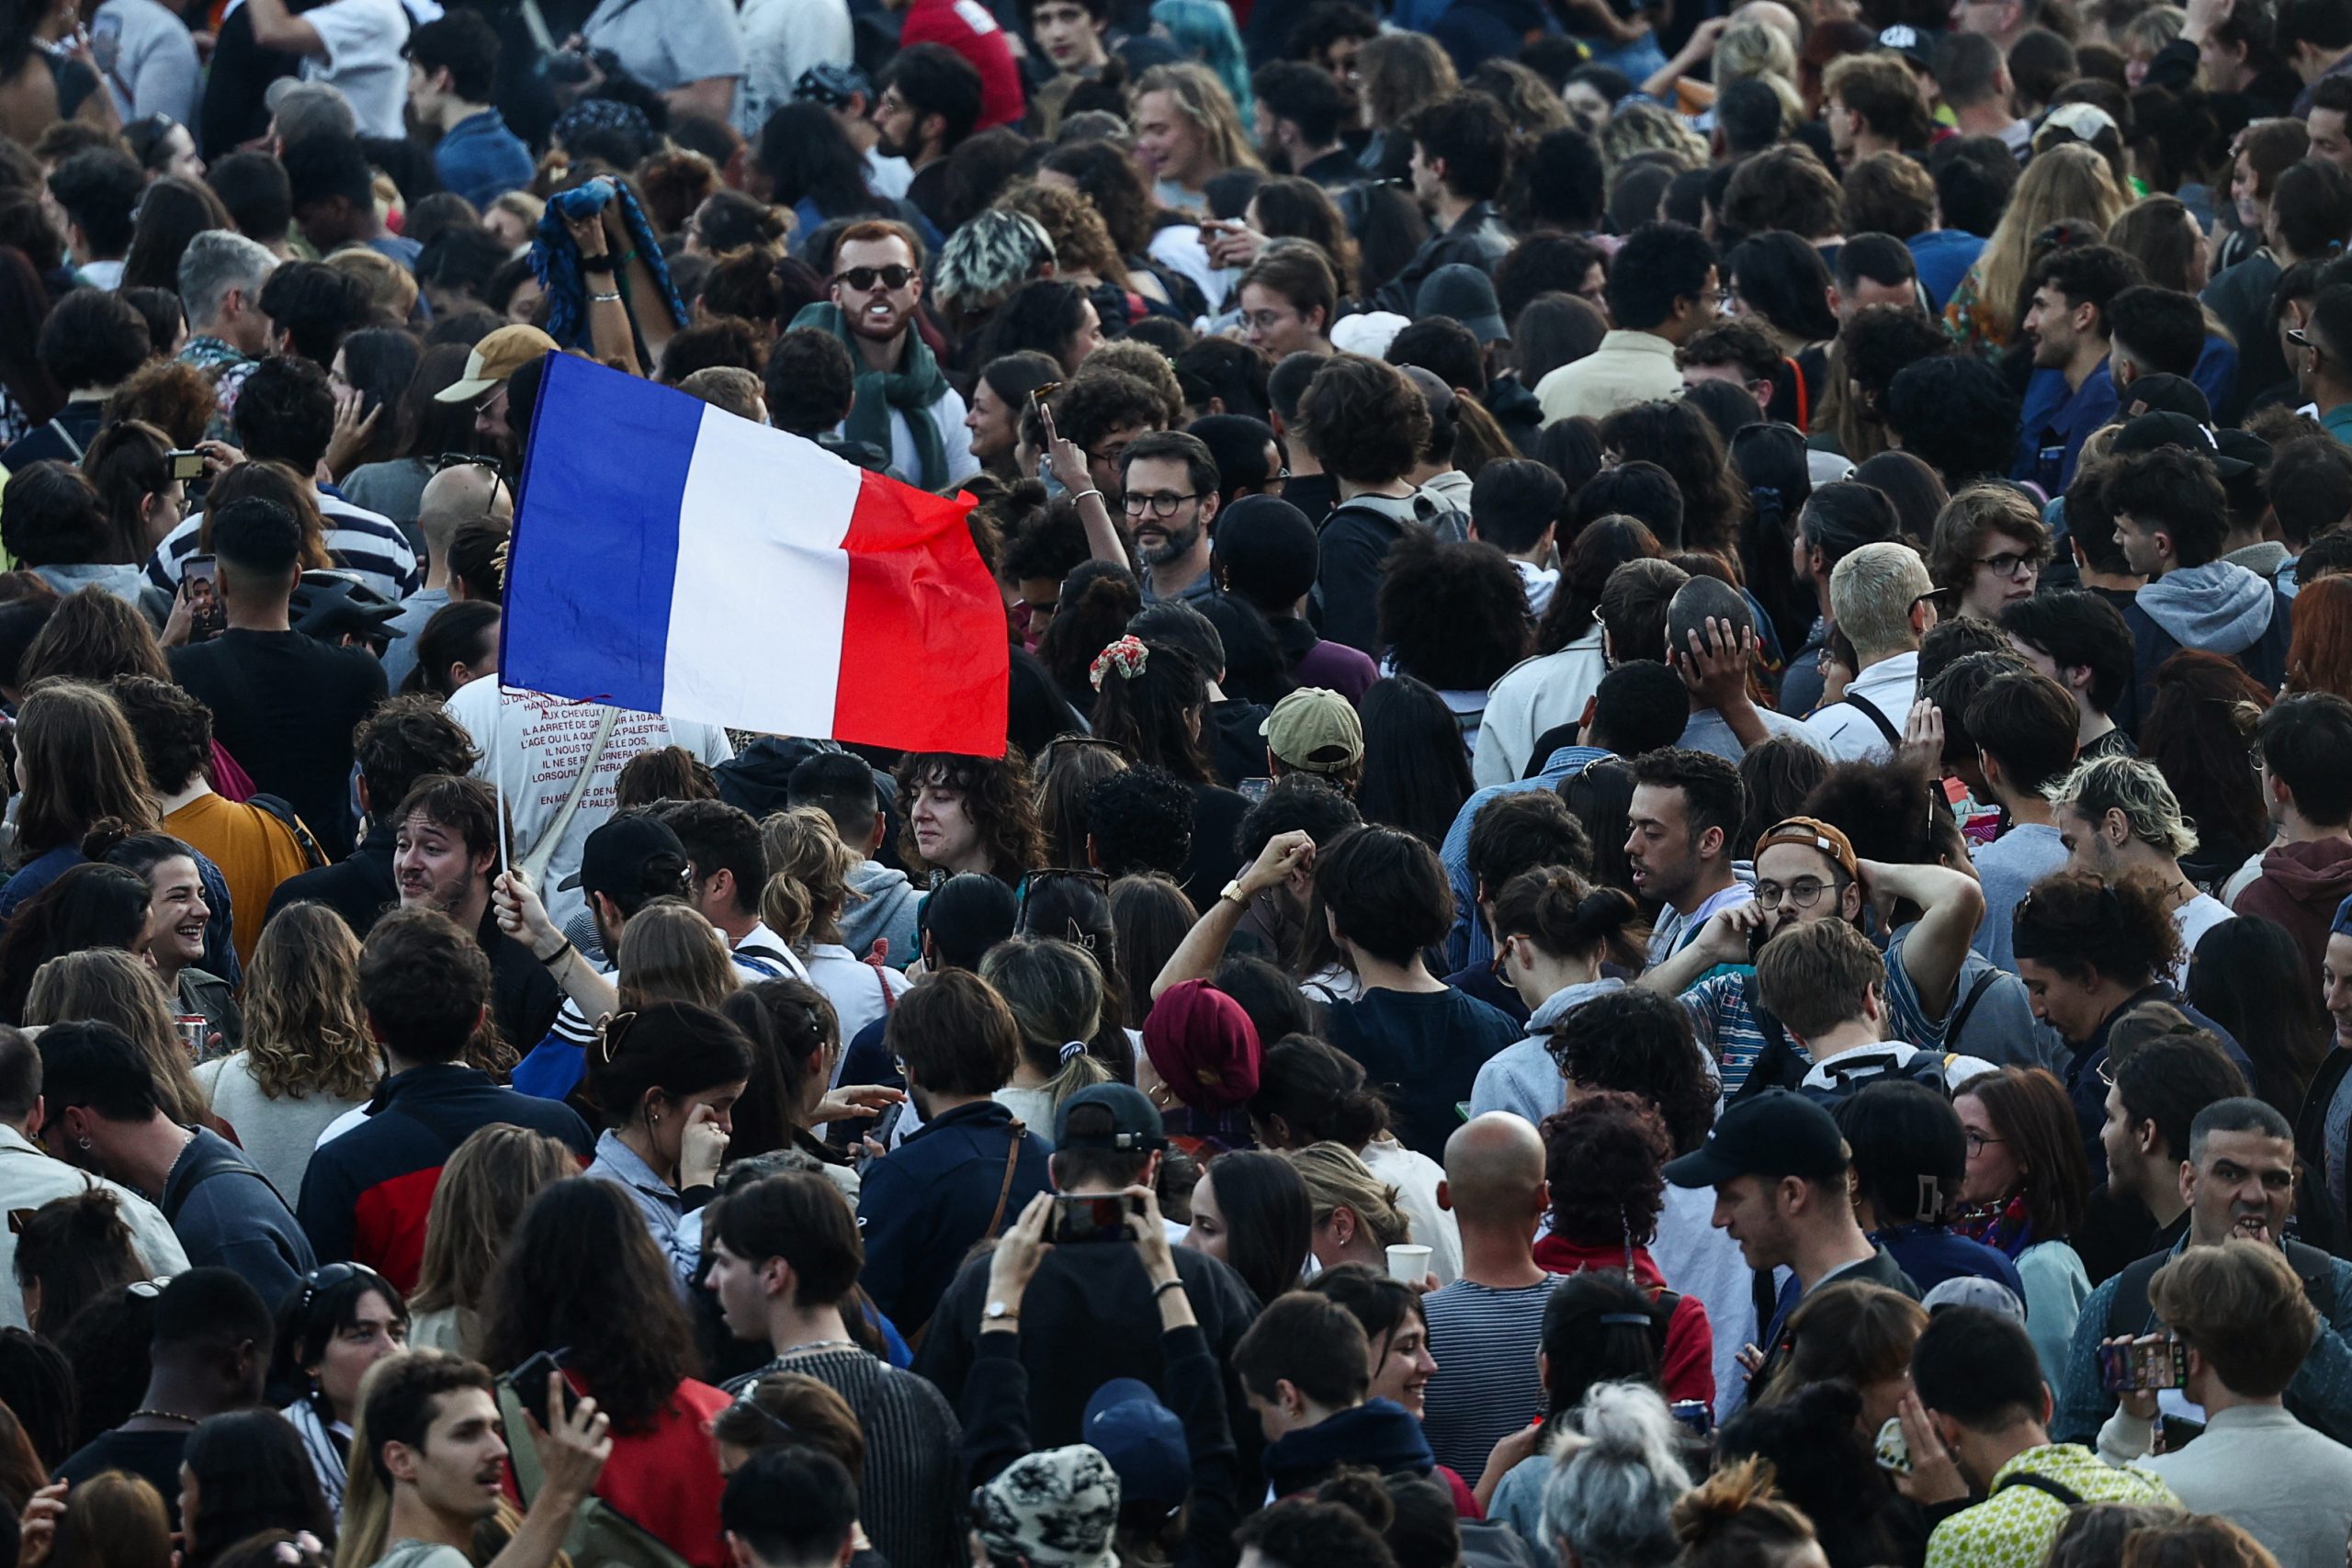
<box><xmin>831</xmin><ymin>470</ymin><xmax>1009</xmax><ymax>756</ymax></box>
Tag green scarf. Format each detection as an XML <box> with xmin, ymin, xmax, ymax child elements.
<box><xmin>789</xmin><ymin>300</ymin><xmax>953</xmax><ymax>489</ymax></box>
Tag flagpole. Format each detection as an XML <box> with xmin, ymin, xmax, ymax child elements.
<box><xmin>493</xmin><ymin>680</ymin><xmax>512</xmax><ymax>886</ymax></box>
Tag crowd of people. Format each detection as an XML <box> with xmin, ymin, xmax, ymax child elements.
<box><xmin>11</xmin><ymin>0</ymin><xmax>2352</xmax><ymax>1562</ymax></box>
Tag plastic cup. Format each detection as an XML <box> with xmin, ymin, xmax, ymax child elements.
<box><xmin>1385</xmin><ymin>1244</ymin><xmax>1432</xmax><ymax>1283</ymax></box>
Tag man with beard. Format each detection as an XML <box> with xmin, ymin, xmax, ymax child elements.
<box><xmin>2013</xmin><ymin>244</ymin><xmax>2140</xmax><ymax>494</ymax></box>
<box><xmin>1638</xmin><ymin>814</ymin><xmax>1994</xmax><ymax>1097</ymax></box>
<box><xmin>1122</xmin><ymin>432</ymin><xmax>1222</xmax><ymax>604</ymax></box>
<box><xmin>788</xmin><ymin>220</ymin><xmax>977</xmax><ymax>491</ymax></box>
<box><xmin>392</xmin><ymin>774</ymin><xmax>561</xmax><ymax>1063</ymax></box>
<box><xmin>871</xmin><ymin>44</ymin><xmax>987</xmax><ymax>232</ymax></box>
<box><xmin>2055</xmin><ymin>1097</ymin><xmax>2352</xmax><ymax>1449</ymax></box>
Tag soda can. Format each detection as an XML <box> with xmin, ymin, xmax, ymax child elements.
<box><xmin>173</xmin><ymin>1014</ymin><xmax>208</xmax><ymax>1057</ymax></box>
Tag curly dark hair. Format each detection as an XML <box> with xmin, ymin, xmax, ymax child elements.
<box><xmin>481</xmin><ymin>1178</ymin><xmax>700</xmax><ymax>1434</ymax></box>
<box><xmin>1540</xmin><ymin>1089</ymin><xmax>1669</xmax><ymax>1246</ymax></box>
<box><xmin>1722</xmin><ymin>148</ymin><xmax>1844</xmax><ymax>247</ymax></box>
<box><xmin>1375</xmin><ymin>532</ymin><xmax>1531</xmax><ymax>693</ymax></box>
<box><xmin>1039</xmin><ymin>139</ymin><xmax>1156</xmax><ymax>257</ymax></box>
<box><xmin>1544</xmin><ymin>987</ymin><xmax>1718</xmax><ymax>1154</ymax></box>
<box><xmin>1051</xmin><ymin>369</ymin><xmax>1167</xmax><ymax>456</ymax></box>
<box><xmin>1598</xmin><ymin>400</ymin><xmax>1749</xmax><ymax>555</ymax></box>
<box><xmin>1883</xmin><ymin>356</ymin><xmax>2021</xmax><ymax>491</ymax></box>
<box><xmin>1841</xmin><ymin>305</ymin><xmax>1951</xmax><ymax>412</ymax></box>
<box><xmin>2011</xmin><ymin>867</ymin><xmax>2184</xmax><ymax>989</ymax></box>
<box><xmin>353</xmin><ymin>694</ymin><xmax>481</xmax><ymax>825</ymax></box>
<box><xmin>105</xmin><ymin>675</ymin><xmax>210</xmax><ymax>797</ymax></box>
<box><xmin>892</xmin><ymin>748</ymin><xmax>1046</xmax><ymax>884</ymax></box>
<box><xmin>1086</xmin><ymin>763</ymin><xmax>1193</xmax><ymax>879</ymax></box>
<box><xmin>1295</xmin><ymin>354</ymin><xmax>1430</xmax><ymax>486</ymax></box>
<box><xmin>1800</xmin><ymin>758</ymin><xmax>1940</xmax><ymax>868</ymax></box>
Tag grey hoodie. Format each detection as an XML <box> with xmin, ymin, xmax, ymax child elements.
<box><xmin>2134</xmin><ymin>560</ymin><xmax>2276</xmax><ymax>654</ymax></box>
<box><xmin>841</xmin><ymin>861</ymin><xmax>921</xmax><ymax>970</ymax></box>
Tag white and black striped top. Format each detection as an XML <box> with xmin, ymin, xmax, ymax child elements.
<box><xmin>146</xmin><ymin>491</ymin><xmax>423</xmax><ymax>604</ymax></box>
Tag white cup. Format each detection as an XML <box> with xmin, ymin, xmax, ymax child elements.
<box><xmin>1385</xmin><ymin>1243</ymin><xmax>1433</xmax><ymax>1283</ymax></box>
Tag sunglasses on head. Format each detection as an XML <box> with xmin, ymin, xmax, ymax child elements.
<box><xmin>834</xmin><ymin>265</ymin><xmax>915</xmax><ymax>291</ymax></box>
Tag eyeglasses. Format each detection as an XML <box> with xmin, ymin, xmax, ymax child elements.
<box><xmin>1122</xmin><ymin>491</ymin><xmax>1202</xmax><ymax>518</ymax></box>
<box><xmin>1241</xmin><ymin>308</ymin><xmax>1298</xmax><ymax>333</ymax></box>
<box><xmin>1754</xmin><ymin>876</ymin><xmax>1834</xmax><ymax>909</ymax></box>
<box><xmin>1975</xmin><ymin>552</ymin><xmax>2038</xmax><ymax>579</ymax></box>
<box><xmin>832</xmin><ymin>265</ymin><xmax>915</xmax><ymax>291</ymax></box>
<box><xmin>1963</xmin><ymin>1131</ymin><xmax>2006</xmax><ymax>1156</ymax></box>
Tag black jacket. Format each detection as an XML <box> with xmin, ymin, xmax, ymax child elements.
<box><xmin>919</xmin><ymin>1228</ymin><xmax>1266</xmax><ymax>1494</ymax></box>
<box><xmin>266</xmin><ymin>818</ymin><xmax>397</xmax><ymax>936</ymax></box>
<box><xmin>856</xmin><ymin>1100</ymin><xmax>1052</xmax><ymax>1336</ymax></box>
<box><xmin>1311</xmin><ymin>492</ymin><xmax>1427</xmax><ymax>655</ymax></box>
<box><xmin>961</xmin><ymin>1325</ymin><xmax>1241</xmax><ymax>1568</ymax></box>
<box><xmin>1374</xmin><ymin>202</ymin><xmax>1515</xmax><ymax>316</ymax></box>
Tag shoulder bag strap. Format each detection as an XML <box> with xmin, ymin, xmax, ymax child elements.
<box><xmin>1992</xmin><ymin>1472</ymin><xmax>2084</xmax><ymax>1507</ymax></box>
<box><xmin>496</xmin><ymin>1380</ymin><xmax>548</xmax><ymax>1505</ymax></box>
<box><xmin>518</xmin><ymin>705</ymin><xmax>622</xmax><ymax>883</ymax></box>
<box><xmin>1840</xmin><ymin>689</ymin><xmax>1904</xmax><ymax>749</ymax></box>
<box><xmin>1941</xmin><ymin>968</ymin><xmax>2002</xmax><ymax>1046</ymax></box>
<box><xmin>985</xmin><ymin>1120</ymin><xmax>1027</xmax><ymax>1237</ymax></box>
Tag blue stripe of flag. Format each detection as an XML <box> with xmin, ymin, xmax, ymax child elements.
<box><xmin>503</xmin><ymin>355</ymin><xmax>702</xmax><ymax>716</ymax></box>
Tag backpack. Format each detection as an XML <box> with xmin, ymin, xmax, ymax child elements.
<box><xmin>493</xmin><ymin>1381</ymin><xmax>690</xmax><ymax>1568</ymax></box>
<box><xmin>1729</xmin><ymin>972</ymin><xmax>1990</xmax><ymax>1105</ymax></box>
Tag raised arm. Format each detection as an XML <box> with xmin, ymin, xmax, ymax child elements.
<box><xmin>1871</xmin><ymin>858</ymin><xmax>1987</xmax><ymax>1025</ymax></box>
<box><xmin>1152</xmin><ymin>831</ymin><xmax>1314</xmax><ymax>998</ymax></box>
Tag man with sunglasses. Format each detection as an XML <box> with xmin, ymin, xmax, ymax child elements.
<box><xmin>793</xmin><ymin>220</ymin><xmax>976</xmax><ymax>492</ymax></box>
<box><xmin>380</xmin><ymin>460</ymin><xmax>509</xmax><ymax>693</ymax></box>
<box><xmin>1638</xmin><ymin>815</ymin><xmax>2012</xmax><ymax>1099</ymax></box>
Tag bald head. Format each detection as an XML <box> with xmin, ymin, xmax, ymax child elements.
<box><xmin>417</xmin><ymin>463</ymin><xmax>513</xmax><ymax>557</ymax></box>
<box><xmin>1442</xmin><ymin>1112</ymin><xmax>1547</xmax><ymax>1220</ymax></box>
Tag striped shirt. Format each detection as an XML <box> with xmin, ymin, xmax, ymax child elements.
<box><xmin>147</xmin><ymin>491</ymin><xmax>422</xmax><ymax>603</ymax></box>
<box><xmin>722</xmin><ymin>1347</ymin><xmax>965</xmax><ymax>1568</ymax></box>
<box><xmin>1684</xmin><ymin>933</ymin><xmax>1972</xmax><ymax>1095</ymax></box>
<box><xmin>1419</xmin><ymin>1274</ymin><xmax>1565</xmax><ymax>1483</ymax></box>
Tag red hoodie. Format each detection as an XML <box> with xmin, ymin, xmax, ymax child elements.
<box><xmin>2233</xmin><ymin>837</ymin><xmax>2352</xmax><ymax>986</ymax></box>
<box><xmin>1531</xmin><ymin>1234</ymin><xmax>1716</xmax><ymax>1408</ymax></box>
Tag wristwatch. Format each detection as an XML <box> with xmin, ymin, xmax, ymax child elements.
<box><xmin>1218</xmin><ymin>878</ymin><xmax>1248</xmax><ymax>909</ymax></box>
<box><xmin>983</xmin><ymin>1299</ymin><xmax>1019</xmax><ymax>1325</ymax></box>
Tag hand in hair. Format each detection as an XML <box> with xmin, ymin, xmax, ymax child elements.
<box><xmin>18</xmin><ymin>1480</ymin><xmax>62</xmax><ymax>1568</ymax></box>
<box><xmin>1897</xmin><ymin>698</ymin><xmax>1944</xmax><ymax>778</ymax></box>
<box><xmin>1891</xmin><ymin>1389</ymin><xmax>1967</xmax><ymax>1506</ymax></box>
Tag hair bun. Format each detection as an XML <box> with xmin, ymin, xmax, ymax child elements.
<box><xmin>1576</xmin><ymin>888</ymin><xmax>1634</xmax><ymax>931</ymax></box>
<box><xmin>79</xmin><ymin>818</ymin><xmax>131</xmax><ymax>862</ymax></box>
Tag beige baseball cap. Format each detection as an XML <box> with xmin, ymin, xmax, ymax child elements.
<box><xmin>1260</xmin><ymin>687</ymin><xmax>1363</xmax><ymax>773</ymax></box>
<box><xmin>435</xmin><ymin>324</ymin><xmax>560</xmax><ymax>402</ymax></box>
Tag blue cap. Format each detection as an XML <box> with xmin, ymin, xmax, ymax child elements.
<box><xmin>1082</xmin><ymin>1378</ymin><xmax>1190</xmax><ymax>1506</ymax></box>
<box><xmin>2334</xmin><ymin>892</ymin><xmax>2352</xmax><ymax>938</ymax></box>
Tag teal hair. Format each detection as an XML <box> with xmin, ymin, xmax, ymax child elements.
<box><xmin>1150</xmin><ymin>0</ymin><xmax>1253</xmax><ymax>124</ymax></box>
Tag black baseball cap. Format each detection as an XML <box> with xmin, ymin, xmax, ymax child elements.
<box><xmin>1053</xmin><ymin>1083</ymin><xmax>1167</xmax><ymax>1153</ymax></box>
<box><xmin>559</xmin><ymin>812</ymin><xmax>689</xmax><ymax>895</ymax></box>
<box><xmin>2109</xmin><ymin>410</ymin><xmax>2252</xmax><ymax>479</ymax></box>
<box><xmin>2113</xmin><ymin>372</ymin><xmax>2210</xmax><ymax>423</ymax></box>
<box><xmin>1663</xmin><ymin>1089</ymin><xmax>1849</xmax><ymax>1188</ymax></box>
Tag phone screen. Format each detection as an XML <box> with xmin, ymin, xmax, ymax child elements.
<box><xmin>1050</xmin><ymin>1193</ymin><xmax>1141</xmax><ymax>1245</ymax></box>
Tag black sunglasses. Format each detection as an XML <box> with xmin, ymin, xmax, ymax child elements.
<box><xmin>833</xmin><ymin>265</ymin><xmax>915</xmax><ymax>291</ymax></box>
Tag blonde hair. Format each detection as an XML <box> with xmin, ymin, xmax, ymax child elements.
<box><xmin>2122</xmin><ymin>5</ymin><xmax>2185</xmax><ymax>53</ymax></box>
<box><xmin>409</xmin><ymin>1123</ymin><xmax>579</xmax><ymax>1327</ymax></box>
<box><xmin>1134</xmin><ymin>63</ymin><xmax>1263</xmax><ymax>175</ymax></box>
<box><xmin>1717</xmin><ymin>17</ymin><xmax>1799</xmax><ymax>94</ymax></box>
<box><xmin>1967</xmin><ymin>144</ymin><xmax>2126</xmax><ymax>344</ymax></box>
<box><xmin>24</xmin><ymin>948</ymin><xmax>208</xmax><ymax>1126</ymax></box>
<box><xmin>240</xmin><ymin>902</ymin><xmax>377</xmax><ymax>1100</ymax></box>
<box><xmin>978</xmin><ymin>935</ymin><xmax>1115</xmax><ymax>1119</ymax></box>
<box><xmin>617</xmin><ymin>897</ymin><xmax>741</xmax><ymax>1011</ymax></box>
<box><xmin>326</xmin><ymin>245</ymin><xmax>419</xmax><ymax>324</ymax></box>
<box><xmin>1828</xmin><ymin>539</ymin><xmax>1934</xmax><ymax>658</ymax></box>
<box><xmin>1288</xmin><ymin>1140</ymin><xmax>1410</xmax><ymax>1247</ymax></box>
<box><xmin>760</xmin><ymin>807</ymin><xmax>861</xmax><ymax>949</ymax></box>
<box><xmin>2052</xmin><ymin>753</ymin><xmax>2199</xmax><ymax>858</ymax></box>
<box><xmin>1600</xmin><ymin>100</ymin><xmax>1708</xmax><ymax>174</ymax></box>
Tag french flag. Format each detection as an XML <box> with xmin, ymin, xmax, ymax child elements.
<box><xmin>502</xmin><ymin>354</ymin><xmax>1008</xmax><ymax>755</ymax></box>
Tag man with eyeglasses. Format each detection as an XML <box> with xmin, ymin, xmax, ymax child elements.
<box><xmin>1117</xmin><ymin>431</ymin><xmax>1222</xmax><ymax>605</ymax></box>
<box><xmin>789</xmin><ymin>220</ymin><xmax>976</xmax><ymax>491</ymax></box>
<box><xmin>379</xmin><ymin>461</ymin><xmax>509</xmax><ymax>693</ymax></box>
<box><xmin>1640</xmin><ymin>815</ymin><xmax>2007</xmax><ymax>1099</ymax></box>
